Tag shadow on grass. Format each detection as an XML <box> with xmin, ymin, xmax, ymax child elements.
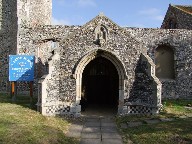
<box><xmin>116</xmin><ymin>99</ymin><xmax>192</xmax><ymax>144</ymax></box>
<box><xmin>0</xmin><ymin>118</ymin><xmax>79</xmax><ymax>144</ymax></box>
<box><xmin>121</xmin><ymin>117</ymin><xmax>192</xmax><ymax>144</ymax></box>
<box><xmin>0</xmin><ymin>94</ymin><xmax>79</xmax><ymax>144</ymax></box>
<box><xmin>162</xmin><ymin>99</ymin><xmax>192</xmax><ymax>107</ymax></box>
<box><xmin>0</xmin><ymin>93</ymin><xmax>37</xmax><ymax>110</ymax></box>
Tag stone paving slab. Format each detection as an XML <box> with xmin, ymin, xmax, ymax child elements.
<box><xmin>101</xmin><ymin>122</ymin><xmax>116</xmax><ymax>127</ymax></box>
<box><xmin>185</xmin><ymin>106</ymin><xmax>192</xmax><ymax>110</ymax></box>
<box><xmin>66</xmin><ymin>124</ymin><xmax>83</xmax><ymax>138</ymax></box>
<box><xmin>179</xmin><ymin>115</ymin><xmax>188</xmax><ymax>119</ymax></box>
<box><xmin>81</xmin><ymin>132</ymin><xmax>101</xmax><ymax>139</ymax></box>
<box><xmin>187</xmin><ymin>114</ymin><xmax>192</xmax><ymax>117</ymax></box>
<box><xmin>102</xmin><ymin>138</ymin><xmax>123</xmax><ymax>144</ymax></box>
<box><xmin>144</xmin><ymin>119</ymin><xmax>160</xmax><ymax>124</ymax></box>
<box><xmin>127</xmin><ymin>121</ymin><xmax>143</xmax><ymax>127</ymax></box>
<box><xmin>101</xmin><ymin>127</ymin><xmax>117</xmax><ymax>133</ymax></box>
<box><xmin>101</xmin><ymin>118</ymin><xmax>114</xmax><ymax>123</ymax></box>
<box><xmin>101</xmin><ymin>133</ymin><xmax>121</xmax><ymax>139</ymax></box>
<box><xmin>80</xmin><ymin>139</ymin><xmax>102</xmax><ymax>144</ymax></box>
<box><xmin>85</xmin><ymin>122</ymin><xmax>101</xmax><ymax>127</ymax></box>
<box><xmin>67</xmin><ymin>116</ymin><xmax>123</xmax><ymax>143</ymax></box>
<box><xmin>86</xmin><ymin>118</ymin><xmax>101</xmax><ymax>122</ymax></box>
<box><xmin>120</xmin><ymin>123</ymin><xmax>128</xmax><ymax>129</ymax></box>
<box><xmin>159</xmin><ymin>118</ymin><xmax>174</xmax><ymax>122</ymax></box>
<box><xmin>66</xmin><ymin>132</ymin><xmax>81</xmax><ymax>138</ymax></box>
<box><xmin>80</xmin><ymin>138</ymin><xmax>123</xmax><ymax>144</ymax></box>
<box><xmin>82</xmin><ymin>127</ymin><xmax>101</xmax><ymax>133</ymax></box>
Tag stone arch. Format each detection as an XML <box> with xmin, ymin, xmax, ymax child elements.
<box><xmin>155</xmin><ymin>45</ymin><xmax>175</xmax><ymax>79</ymax></box>
<box><xmin>74</xmin><ymin>49</ymin><xmax>127</xmax><ymax>114</ymax></box>
<box><xmin>167</xmin><ymin>18</ymin><xmax>177</xmax><ymax>29</ymax></box>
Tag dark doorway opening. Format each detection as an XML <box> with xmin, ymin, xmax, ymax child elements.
<box><xmin>81</xmin><ymin>56</ymin><xmax>119</xmax><ymax>113</ymax></box>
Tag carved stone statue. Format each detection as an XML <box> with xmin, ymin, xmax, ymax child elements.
<box><xmin>94</xmin><ymin>25</ymin><xmax>108</xmax><ymax>46</ymax></box>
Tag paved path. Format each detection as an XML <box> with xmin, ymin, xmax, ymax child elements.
<box><xmin>66</xmin><ymin>117</ymin><xmax>123</xmax><ymax>144</ymax></box>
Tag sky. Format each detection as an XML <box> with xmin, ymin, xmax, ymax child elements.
<box><xmin>52</xmin><ymin>0</ymin><xmax>192</xmax><ymax>28</ymax></box>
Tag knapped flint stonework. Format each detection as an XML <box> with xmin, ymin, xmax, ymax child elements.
<box><xmin>0</xmin><ymin>1</ymin><xmax>192</xmax><ymax>116</ymax></box>
<box><xmin>38</xmin><ymin>15</ymin><xmax>161</xmax><ymax>116</ymax></box>
<box><xmin>161</xmin><ymin>4</ymin><xmax>192</xmax><ymax>29</ymax></box>
<box><xmin>0</xmin><ymin>0</ymin><xmax>17</xmax><ymax>92</ymax></box>
<box><xmin>17</xmin><ymin>25</ymin><xmax>79</xmax><ymax>94</ymax></box>
<box><xmin>17</xmin><ymin>0</ymin><xmax>52</xmax><ymax>26</ymax></box>
<box><xmin>125</xmin><ymin>28</ymin><xmax>192</xmax><ymax>99</ymax></box>
<box><xmin>0</xmin><ymin>0</ymin><xmax>52</xmax><ymax>93</ymax></box>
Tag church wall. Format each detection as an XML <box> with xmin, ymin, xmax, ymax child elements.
<box><xmin>0</xmin><ymin>0</ymin><xmax>17</xmax><ymax>92</ymax></box>
<box><xmin>161</xmin><ymin>5</ymin><xmax>192</xmax><ymax>29</ymax></box>
<box><xmin>125</xmin><ymin>28</ymin><xmax>192</xmax><ymax>99</ymax></box>
<box><xmin>17</xmin><ymin>0</ymin><xmax>52</xmax><ymax>26</ymax></box>
<box><xmin>0</xmin><ymin>0</ymin><xmax>52</xmax><ymax>93</ymax></box>
<box><xmin>0</xmin><ymin>0</ymin><xmax>191</xmax><ymax>117</ymax></box>
<box><xmin>16</xmin><ymin>25</ymin><xmax>78</xmax><ymax>95</ymax></box>
<box><xmin>5</xmin><ymin>16</ymin><xmax>191</xmax><ymax>116</ymax></box>
<box><xmin>39</xmin><ymin>16</ymin><xmax>161</xmax><ymax>116</ymax></box>
<box><xmin>58</xmin><ymin>19</ymin><xmax>143</xmax><ymax>115</ymax></box>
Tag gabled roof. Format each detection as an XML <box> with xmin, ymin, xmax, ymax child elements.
<box><xmin>59</xmin><ymin>13</ymin><xmax>147</xmax><ymax>52</ymax></box>
<box><xmin>173</xmin><ymin>5</ymin><xmax>192</xmax><ymax>15</ymax></box>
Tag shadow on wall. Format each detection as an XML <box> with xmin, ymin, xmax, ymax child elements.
<box><xmin>128</xmin><ymin>55</ymin><xmax>154</xmax><ymax>106</ymax></box>
<box><xmin>2</xmin><ymin>56</ymin><xmax>48</xmax><ymax>110</ymax></box>
<box><xmin>13</xmin><ymin>56</ymin><xmax>48</xmax><ymax>96</ymax></box>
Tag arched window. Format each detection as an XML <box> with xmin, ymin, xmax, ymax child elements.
<box><xmin>155</xmin><ymin>45</ymin><xmax>175</xmax><ymax>79</ymax></box>
<box><xmin>168</xmin><ymin>19</ymin><xmax>177</xmax><ymax>29</ymax></box>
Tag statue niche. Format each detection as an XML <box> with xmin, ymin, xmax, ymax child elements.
<box><xmin>94</xmin><ymin>25</ymin><xmax>108</xmax><ymax>46</ymax></box>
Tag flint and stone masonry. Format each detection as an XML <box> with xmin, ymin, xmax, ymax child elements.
<box><xmin>0</xmin><ymin>1</ymin><xmax>192</xmax><ymax>116</ymax></box>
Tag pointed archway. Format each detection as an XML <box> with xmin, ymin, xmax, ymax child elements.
<box><xmin>74</xmin><ymin>49</ymin><xmax>127</xmax><ymax>115</ymax></box>
<box><xmin>81</xmin><ymin>56</ymin><xmax>119</xmax><ymax>111</ymax></box>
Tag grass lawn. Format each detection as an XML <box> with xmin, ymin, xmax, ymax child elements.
<box><xmin>116</xmin><ymin>99</ymin><xmax>192</xmax><ymax>144</ymax></box>
<box><xmin>0</xmin><ymin>93</ymin><xmax>79</xmax><ymax>144</ymax></box>
<box><xmin>1</xmin><ymin>93</ymin><xmax>192</xmax><ymax>144</ymax></box>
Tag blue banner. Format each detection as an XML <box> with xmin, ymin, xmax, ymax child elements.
<box><xmin>9</xmin><ymin>55</ymin><xmax>35</xmax><ymax>81</ymax></box>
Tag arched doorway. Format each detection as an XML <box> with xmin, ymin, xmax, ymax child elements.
<box><xmin>74</xmin><ymin>49</ymin><xmax>127</xmax><ymax>115</ymax></box>
<box><xmin>81</xmin><ymin>56</ymin><xmax>119</xmax><ymax>112</ymax></box>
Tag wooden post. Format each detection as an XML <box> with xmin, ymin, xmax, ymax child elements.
<box><xmin>11</xmin><ymin>81</ymin><xmax>14</xmax><ymax>97</ymax></box>
<box><xmin>29</xmin><ymin>81</ymin><xmax>33</xmax><ymax>106</ymax></box>
<box><xmin>11</xmin><ymin>81</ymin><xmax>16</xmax><ymax>102</ymax></box>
